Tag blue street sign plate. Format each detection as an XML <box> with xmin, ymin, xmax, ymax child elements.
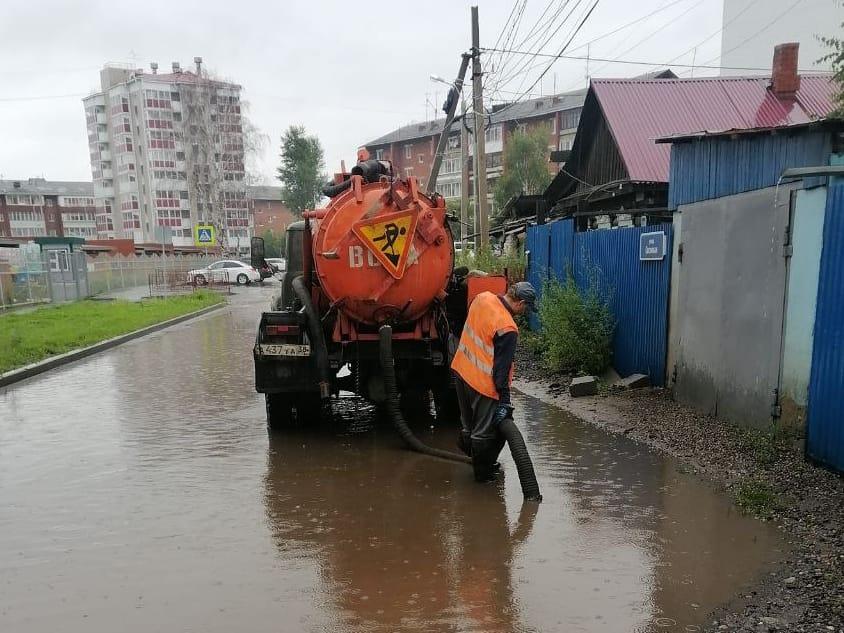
<box><xmin>640</xmin><ymin>231</ymin><xmax>666</xmax><ymax>261</ymax></box>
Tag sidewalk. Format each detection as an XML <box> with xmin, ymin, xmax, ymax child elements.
<box><xmin>98</xmin><ymin>285</ymin><xmax>151</xmax><ymax>302</ymax></box>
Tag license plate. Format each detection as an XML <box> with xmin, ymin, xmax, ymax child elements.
<box><xmin>259</xmin><ymin>344</ymin><xmax>311</xmax><ymax>357</ymax></box>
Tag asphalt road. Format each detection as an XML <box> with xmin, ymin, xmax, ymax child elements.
<box><xmin>0</xmin><ymin>283</ymin><xmax>785</xmax><ymax>632</ymax></box>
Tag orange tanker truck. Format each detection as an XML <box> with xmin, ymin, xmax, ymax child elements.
<box><xmin>251</xmin><ymin>149</ymin><xmax>540</xmax><ymax>499</ymax></box>
<box><xmin>252</xmin><ymin>149</ymin><xmax>484</xmax><ymax>424</ymax></box>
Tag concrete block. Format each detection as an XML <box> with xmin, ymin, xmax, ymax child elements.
<box><xmin>619</xmin><ymin>373</ymin><xmax>650</xmax><ymax>389</ymax></box>
<box><xmin>569</xmin><ymin>376</ymin><xmax>597</xmax><ymax>397</ymax></box>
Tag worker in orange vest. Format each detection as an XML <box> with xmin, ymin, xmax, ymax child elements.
<box><xmin>450</xmin><ymin>281</ymin><xmax>537</xmax><ymax>482</ymax></box>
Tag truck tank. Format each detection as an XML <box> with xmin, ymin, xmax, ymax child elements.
<box><xmin>308</xmin><ymin>164</ymin><xmax>453</xmax><ymax>330</ymax></box>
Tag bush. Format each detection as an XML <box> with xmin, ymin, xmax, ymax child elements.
<box><xmin>536</xmin><ymin>276</ymin><xmax>614</xmax><ymax>375</ymax></box>
<box><xmin>455</xmin><ymin>244</ymin><xmax>526</xmax><ymax>280</ymax></box>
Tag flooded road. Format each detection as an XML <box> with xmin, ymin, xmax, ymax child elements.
<box><xmin>0</xmin><ymin>285</ymin><xmax>785</xmax><ymax>632</ymax></box>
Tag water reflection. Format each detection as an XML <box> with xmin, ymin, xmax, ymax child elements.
<box><xmin>263</xmin><ymin>401</ymin><xmax>539</xmax><ymax>632</ymax></box>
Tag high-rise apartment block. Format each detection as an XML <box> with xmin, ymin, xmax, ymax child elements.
<box><xmin>83</xmin><ymin>58</ymin><xmax>250</xmax><ymax>250</ymax></box>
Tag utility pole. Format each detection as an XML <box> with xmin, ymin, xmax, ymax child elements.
<box><xmin>460</xmin><ymin>99</ymin><xmax>470</xmax><ymax>245</ymax></box>
<box><xmin>471</xmin><ymin>5</ymin><xmax>489</xmax><ymax>249</ymax></box>
<box><xmin>427</xmin><ymin>53</ymin><xmax>470</xmax><ymax>192</ymax></box>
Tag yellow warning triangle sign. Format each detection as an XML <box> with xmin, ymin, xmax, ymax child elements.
<box><xmin>352</xmin><ymin>210</ymin><xmax>417</xmax><ymax>279</ymax></box>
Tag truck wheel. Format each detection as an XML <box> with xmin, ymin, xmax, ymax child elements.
<box><xmin>266</xmin><ymin>393</ymin><xmax>294</xmax><ymax>431</ymax></box>
<box><xmin>295</xmin><ymin>394</ymin><xmax>324</xmax><ymax>422</ymax></box>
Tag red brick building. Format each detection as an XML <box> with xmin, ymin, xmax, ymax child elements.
<box><xmin>249</xmin><ymin>185</ymin><xmax>295</xmax><ymax>237</ymax></box>
<box><xmin>0</xmin><ymin>179</ymin><xmax>96</xmax><ymax>239</ymax></box>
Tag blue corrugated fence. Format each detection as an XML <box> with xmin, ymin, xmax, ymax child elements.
<box><xmin>525</xmin><ymin>219</ymin><xmax>673</xmax><ymax>386</ymax></box>
<box><xmin>806</xmin><ymin>185</ymin><xmax>844</xmax><ymax>473</ymax></box>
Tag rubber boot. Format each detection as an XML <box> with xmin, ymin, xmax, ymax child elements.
<box><xmin>471</xmin><ymin>438</ymin><xmax>501</xmax><ymax>483</ymax></box>
<box><xmin>457</xmin><ymin>431</ymin><xmax>473</xmax><ymax>457</ymax></box>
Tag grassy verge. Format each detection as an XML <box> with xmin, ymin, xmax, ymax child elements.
<box><xmin>0</xmin><ymin>290</ymin><xmax>224</xmax><ymax>374</ymax></box>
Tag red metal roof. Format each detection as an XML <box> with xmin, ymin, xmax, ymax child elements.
<box><xmin>592</xmin><ymin>75</ymin><xmax>834</xmax><ymax>182</ymax></box>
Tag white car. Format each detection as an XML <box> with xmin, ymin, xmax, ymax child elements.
<box><xmin>188</xmin><ymin>260</ymin><xmax>261</xmax><ymax>285</ymax></box>
<box><xmin>265</xmin><ymin>257</ymin><xmax>286</xmax><ymax>273</ymax></box>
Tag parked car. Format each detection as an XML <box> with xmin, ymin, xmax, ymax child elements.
<box><xmin>188</xmin><ymin>260</ymin><xmax>261</xmax><ymax>286</ymax></box>
<box><xmin>265</xmin><ymin>257</ymin><xmax>286</xmax><ymax>273</ymax></box>
<box><xmin>257</xmin><ymin>260</ymin><xmax>274</xmax><ymax>281</ymax></box>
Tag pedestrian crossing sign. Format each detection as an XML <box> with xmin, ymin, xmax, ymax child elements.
<box><xmin>194</xmin><ymin>224</ymin><xmax>216</xmax><ymax>247</ymax></box>
<box><xmin>352</xmin><ymin>210</ymin><xmax>417</xmax><ymax>279</ymax></box>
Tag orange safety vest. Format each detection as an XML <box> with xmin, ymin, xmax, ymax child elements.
<box><xmin>451</xmin><ymin>291</ymin><xmax>518</xmax><ymax>399</ymax></box>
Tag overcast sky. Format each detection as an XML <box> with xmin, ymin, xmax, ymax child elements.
<box><xmin>0</xmin><ymin>0</ymin><xmax>733</xmax><ymax>184</ymax></box>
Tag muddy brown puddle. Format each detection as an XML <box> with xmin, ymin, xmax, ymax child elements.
<box><xmin>0</xmin><ymin>285</ymin><xmax>786</xmax><ymax>632</ymax></box>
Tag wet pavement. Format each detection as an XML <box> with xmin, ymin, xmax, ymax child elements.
<box><xmin>0</xmin><ymin>283</ymin><xmax>786</xmax><ymax>632</ymax></box>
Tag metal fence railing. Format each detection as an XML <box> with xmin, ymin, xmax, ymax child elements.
<box><xmin>0</xmin><ymin>248</ymin><xmax>217</xmax><ymax>310</ymax></box>
<box><xmin>87</xmin><ymin>254</ymin><xmax>216</xmax><ymax>297</ymax></box>
<box><xmin>148</xmin><ymin>265</ymin><xmax>232</xmax><ymax>297</ymax></box>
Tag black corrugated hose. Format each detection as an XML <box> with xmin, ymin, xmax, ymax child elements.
<box><xmin>379</xmin><ymin>325</ymin><xmax>542</xmax><ymax>501</ymax></box>
<box><xmin>292</xmin><ymin>275</ymin><xmax>330</xmax><ymax>399</ymax></box>
<box><xmin>499</xmin><ymin>417</ymin><xmax>542</xmax><ymax>502</ymax></box>
<box><xmin>379</xmin><ymin>325</ymin><xmax>472</xmax><ymax>464</ymax></box>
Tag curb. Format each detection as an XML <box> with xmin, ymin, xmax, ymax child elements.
<box><xmin>0</xmin><ymin>302</ymin><xmax>226</xmax><ymax>389</ymax></box>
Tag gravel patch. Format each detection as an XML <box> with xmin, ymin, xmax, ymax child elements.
<box><xmin>514</xmin><ymin>344</ymin><xmax>844</xmax><ymax>632</ymax></box>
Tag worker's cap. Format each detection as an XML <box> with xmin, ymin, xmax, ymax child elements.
<box><xmin>512</xmin><ymin>281</ymin><xmax>537</xmax><ymax>311</ymax></box>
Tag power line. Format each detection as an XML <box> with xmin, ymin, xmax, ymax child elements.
<box><xmin>480</xmin><ymin>47</ymin><xmax>825</xmax><ymax>73</ymax></box>
<box><xmin>578</xmin><ymin>0</ymin><xmax>707</xmax><ymax>83</ymax></box>
<box><xmin>489</xmin><ymin>0</ymin><xmax>592</xmax><ymax>99</ymax></box>
<box><xmin>493</xmin><ymin>0</ymin><xmax>601</xmax><ymax>117</ymax></box>
<box><xmin>490</xmin><ymin>0</ymin><xmax>581</xmax><ymax>95</ymax></box>
<box><xmin>485</xmin><ymin>0</ymin><xmax>696</xmax><ymax>100</ymax></box>
<box><xmin>659</xmin><ymin>0</ymin><xmax>763</xmax><ymax>74</ymax></box>
<box><xmin>698</xmin><ymin>0</ymin><xmax>807</xmax><ymax>67</ymax></box>
<box><xmin>0</xmin><ymin>92</ymin><xmax>88</xmax><ymax>103</ymax></box>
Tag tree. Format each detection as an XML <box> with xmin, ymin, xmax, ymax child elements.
<box><xmin>277</xmin><ymin>126</ymin><xmax>326</xmax><ymax>216</ymax></box>
<box><xmin>179</xmin><ymin>67</ymin><xmax>266</xmax><ymax>252</ymax></box>
<box><xmin>261</xmin><ymin>229</ymin><xmax>285</xmax><ymax>258</ymax></box>
<box><xmin>492</xmin><ymin>127</ymin><xmax>553</xmax><ymax>222</ymax></box>
<box><xmin>819</xmin><ymin>12</ymin><xmax>844</xmax><ymax>117</ymax></box>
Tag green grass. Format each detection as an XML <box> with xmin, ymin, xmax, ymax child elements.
<box><xmin>0</xmin><ymin>290</ymin><xmax>224</xmax><ymax>374</ymax></box>
<box><xmin>733</xmin><ymin>479</ymin><xmax>782</xmax><ymax>520</ymax></box>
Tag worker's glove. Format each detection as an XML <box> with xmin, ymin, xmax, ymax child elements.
<box><xmin>494</xmin><ymin>403</ymin><xmax>514</xmax><ymax>425</ymax></box>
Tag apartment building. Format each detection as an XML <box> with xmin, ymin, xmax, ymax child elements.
<box><xmin>363</xmin><ymin>89</ymin><xmax>586</xmax><ymax>212</ymax></box>
<box><xmin>83</xmin><ymin>58</ymin><xmax>249</xmax><ymax>248</ymax></box>
<box><xmin>0</xmin><ymin>179</ymin><xmax>96</xmax><ymax>239</ymax></box>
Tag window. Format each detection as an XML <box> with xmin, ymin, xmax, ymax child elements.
<box><xmin>404</xmin><ymin>167</ymin><xmax>413</xmax><ymax>178</ymax></box>
<box><xmin>516</xmin><ymin>123</ymin><xmax>527</xmax><ymax>135</ymax></box>
<box><xmin>559</xmin><ymin>136</ymin><xmax>574</xmax><ymax>151</ymax></box>
<box><xmin>404</xmin><ymin>145</ymin><xmax>412</xmax><ymax>159</ymax></box>
<box><xmin>418</xmin><ymin>155</ymin><xmax>424</xmax><ymax>164</ymax></box>
<box><xmin>6</xmin><ymin>194</ymin><xmax>45</xmax><ymax>206</ymax></box>
<box><xmin>551</xmin><ymin>115</ymin><xmax>557</xmax><ymax>134</ymax></box>
<box><xmin>443</xmin><ymin>157</ymin><xmax>460</xmax><ymax>174</ymax></box>
<box><xmin>439</xmin><ymin>182</ymin><xmax>460</xmax><ymax>198</ymax></box>
<box><xmin>560</xmin><ymin>107</ymin><xmax>581</xmax><ymax>131</ymax></box>
<box><xmin>485</xmin><ymin>125</ymin><xmax>502</xmax><ymax>144</ymax></box>
<box><xmin>48</xmin><ymin>250</ymin><xmax>70</xmax><ymax>272</ymax></box>
<box><xmin>209</xmin><ymin>262</ymin><xmax>224</xmax><ymax>270</ymax></box>
<box><xmin>375</xmin><ymin>149</ymin><xmax>384</xmax><ymax>160</ymax></box>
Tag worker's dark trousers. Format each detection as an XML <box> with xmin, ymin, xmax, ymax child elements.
<box><xmin>455</xmin><ymin>377</ymin><xmax>505</xmax><ymax>482</ymax></box>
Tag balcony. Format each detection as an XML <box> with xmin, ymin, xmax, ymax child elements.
<box><xmin>101</xmin><ymin>167</ymin><xmax>113</xmax><ymax>179</ymax></box>
<box><xmin>96</xmin><ymin>186</ymin><xmax>114</xmax><ymax>197</ymax></box>
<box><xmin>96</xmin><ymin>112</ymin><xmax>107</xmax><ymax>125</ymax></box>
<box><xmin>98</xmin><ymin>131</ymin><xmax>109</xmax><ymax>143</ymax></box>
<box><xmin>99</xmin><ymin>149</ymin><xmax>111</xmax><ymax>161</ymax></box>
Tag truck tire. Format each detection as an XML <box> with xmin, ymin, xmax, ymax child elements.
<box><xmin>295</xmin><ymin>394</ymin><xmax>324</xmax><ymax>422</ymax></box>
<box><xmin>266</xmin><ymin>393</ymin><xmax>293</xmax><ymax>430</ymax></box>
